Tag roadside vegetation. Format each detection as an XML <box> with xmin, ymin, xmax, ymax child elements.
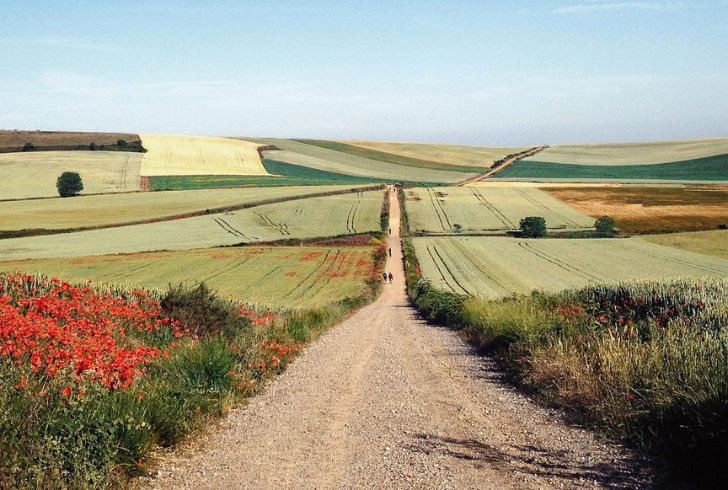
<box><xmin>0</xmin><ymin>239</ymin><xmax>385</xmax><ymax>488</ymax></box>
<box><xmin>399</xmin><ymin>188</ymin><xmax>728</xmax><ymax>484</ymax></box>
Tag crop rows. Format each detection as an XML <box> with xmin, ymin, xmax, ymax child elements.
<box><xmin>413</xmin><ymin>236</ymin><xmax>728</xmax><ymax>298</ymax></box>
<box><xmin>0</xmin><ymin>246</ymin><xmax>378</xmax><ymax>309</ymax></box>
<box><xmin>405</xmin><ymin>186</ymin><xmax>594</xmax><ymax>234</ymax></box>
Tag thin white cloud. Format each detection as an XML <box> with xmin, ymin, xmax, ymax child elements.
<box><xmin>553</xmin><ymin>2</ymin><xmax>681</xmax><ymax>14</ymax></box>
<box><xmin>0</xmin><ymin>37</ymin><xmax>122</xmax><ymax>52</ymax></box>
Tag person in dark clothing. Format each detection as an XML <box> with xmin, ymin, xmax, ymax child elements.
<box><xmin>383</xmin><ymin>272</ymin><xmax>387</xmax><ymax>283</ymax></box>
<box><xmin>388</xmin><ymin>247</ymin><xmax>392</xmax><ymax>257</ymax></box>
<box><xmin>388</xmin><ymin>272</ymin><xmax>393</xmax><ymax>283</ymax></box>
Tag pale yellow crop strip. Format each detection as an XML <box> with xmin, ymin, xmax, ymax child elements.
<box><xmin>139</xmin><ymin>134</ymin><xmax>271</xmax><ymax>176</ymax></box>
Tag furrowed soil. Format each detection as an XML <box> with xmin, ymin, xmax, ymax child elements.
<box><xmin>143</xmin><ymin>187</ymin><xmax>662</xmax><ymax>489</ymax></box>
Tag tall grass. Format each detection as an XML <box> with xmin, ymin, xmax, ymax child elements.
<box><xmin>0</xmin><ymin>262</ymin><xmax>385</xmax><ymax>488</ymax></box>
<box><xmin>446</xmin><ymin>279</ymin><xmax>728</xmax><ymax>483</ymax></box>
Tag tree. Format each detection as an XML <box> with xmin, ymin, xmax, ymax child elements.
<box><xmin>56</xmin><ymin>172</ymin><xmax>84</xmax><ymax>197</ymax></box>
<box><xmin>595</xmin><ymin>216</ymin><xmax>616</xmax><ymax>237</ymax></box>
<box><xmin>23</xmin><ymin>142</ymin><xmax>35</xmax><ymax>151</ymax></box>
<box><xmin>89</xmin><ymin>142</ymin><xmax>97</xmax><ymax>151</ymax></box>
<box><xmin>520</xmin><ymin>216</ymin><xmax>547</xmax><ymax>238</ymax></box>
<box><xmin>117</xmin><ymin>139</ymin><xmax>128</xmax><ymax>149</ymax></box>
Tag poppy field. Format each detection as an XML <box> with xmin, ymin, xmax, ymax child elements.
<box><xmin>0</xmin><ymin>259</ymin><xmax>383</xmax><ymax>488</ymax></box>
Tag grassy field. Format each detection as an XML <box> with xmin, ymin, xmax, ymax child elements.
<box><xmin>495</xmin><ymin>154</ymin><xmax>728</xmax><ymax>181</ymax></box>
<box><xmin>412</xmin><ymin>236</ymin><xmax>728</xmax><ymax>297</ymax></box>
<box><xmin>250</xmin><ymin>138</ymin><xmax>471</xmax><ymax>184</ymax></box>
<box><xmin>0</xmin><ymin>185</ymin><xmax>368</xmax><ymax>232</ymax></box>
<box><xmin>0</xmin><ymin>130</ymin><xmax>142</xmax><ymax>153</ymax></box>
<box><xmin>140</xmin><ymin>134</ymin><xmax>269</xmax><ymax>177</ymax></box>
<box><xmin>343</xmin><ymin>140</ymin><xmax>528</xmax><ymax>167</ymax></box>
<box><xmin>0</xmin><ymin>190</ymin><xmax>385</xmax><ymax>260</ymax></box>
<box><xmin>295</xmin><ymin>140</ymin><xmax>484</xmax><ymax>173</ymax></box>
<box><xmin>0</xmin><ymin>246</ymin><xmax>378</xmax><ymax>310</ymax></box>
<box><xmin>0</xmin><ymin>151</ymin><xmax>143</xmax><ymax>200</ymax></box>
<box><xmin>404</xmin><ymin>186</ymin><xmax>594</xmax><ymax>234</ymax></box>
<box><xmin>640</xmin><ymin>230</ymin><xmax>728</xmax><ymax>261</ymax></box>
<box><xmin>526</xmin><ymin>138</ymin><xmax>728</xmax><ymax>165</ymax></box>
<box><xmin>544</xmin><ymin>185</ymin><xmax>728</xmax><ymax>234</ymax></box>
<box><xmin>149</xmin><ymin>158</ymin><xmax>392</xmax><ymax>190</ymax></box>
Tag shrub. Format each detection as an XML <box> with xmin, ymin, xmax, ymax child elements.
<box><xmin>22</xmin><ymin>142</ymin><xmax>34</xmax><ymax>151</ymax></box>
<box><xmin>519</xmin><ymin>216</ymin><xmax>547</xmax><ymax>238</ymax></box>
<box><xmin>117</xmin><ymin>139</ymin><xmax>128</xmax><ymax>148</ymax></box>
<box><xmin>719</xmin><ymin>224</ymin><xmax>727</xmax><ymax>230</ymax></box>
<box><xmin>160</xmin><ymin>283</ymin><xmax>251</xmax><ymax>340</ymax></box>
<box><xmin>595</xmin><ymin>215</ymin><xmax>616</xmax><ymax>237</ymax></box>
<box><xmin>56</xmin><ymin>171</ymin><xmax>84</xmax><ymax>197</ymax></box>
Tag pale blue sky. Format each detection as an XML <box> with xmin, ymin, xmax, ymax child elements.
<box><xmin>1</xmin><ymin>1</ymin><xmax>726</xmax><ymax>145</ymax></box>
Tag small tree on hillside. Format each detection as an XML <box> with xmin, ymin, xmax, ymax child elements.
<box><xmin>520</xmin><ymin>216</ymin><xmax>547</xmax><ymax>238</ymax></box>
<box><xmin>23</xmin><ymin>142</ymin><xmax>35</xmax><ymax>151</ymax></box>
<box><xmin>56</xmin><ymin>172</ymin><xmax>84</xmax><ymax>197</ymax></box>
<box><xmin>595</xmin><ymin>216</ymin><xmax>616</xmax><ymax>237</ymax></box>
<box><xmin>117</xmin><ymin>139</ymin><xmax>128</xmax><ymax>149</ymax></box>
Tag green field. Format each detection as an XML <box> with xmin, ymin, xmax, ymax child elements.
<box><xmin>640</xmin><ymin>230</ymin><xmax>728</xmax><ymax>261</ymax></box>
<box><xmin>250</xmin><ymin>138</ymin><xmax>472</xmax><ymax>184</ymax></box>
<box><xmin>404</xmin><ymin>186</ymin><xmax>594</xmax><ymax>234</ymax></box>
<box><xmin>413</xmin><ymin>236</ymin><xmax>728</xmax><ymax>298</ymax></box>
<box><xmin>0</xmin><ymin>190</ymin><xmax>384</xmax><ymax>260</ymax></box>
<box><xmin>296</xmin><ymin>140</ymin><xmax>484</xmax><ymax>173</ymax></box>
<box><xmin>343</xmin><ymin>140</ymin><xmax>528</xmax><ymax>168</ymax></box>
<box><xmin>1</xmin><ymin>185</ymin><xmax>372</xmax><ymax>232</ymax></box>
<box><xmin>149</xmin><ymin>158</ymin><xmax>392</xmax><ymax>190</ymax></box>
<box><xmin>0</xmin><ymin>151</ymin><xmax>143</xmax><ymax>199</ymax></box>
<box><xmin>527</xmin><ymin>138</ymin><xmax>728</xmax><ymax>166</ymax></box>
<box><xmin>0</xmin><ymin>246</ymin><xmax>377</xmax><ymax>309</ymax></box>
<box><xmin>494</xmin><ymin>154</ymin><xmax>728</xmax><ymax>182</ymax></box>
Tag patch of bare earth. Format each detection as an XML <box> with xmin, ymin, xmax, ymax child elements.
<box><xmin>142</xmin><ymin>187</ymin><xmax>664</xmax><ymax>489</ymax></box>
<box><xmin>544</xmin><ymin>186</ymin><xmax>728</xmax><ymax>233</ymax></box>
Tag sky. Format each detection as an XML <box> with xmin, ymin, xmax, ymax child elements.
<box><xmin>0</xmin><ymin>1</ymin><xmax>726</xmax><ymax>146</ymax></box>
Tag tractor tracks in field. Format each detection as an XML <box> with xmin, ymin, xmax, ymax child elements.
<box><xmin>145</xmin><ymin>186</ymin><xmax>661</xmax><ymax>489</ymax></box>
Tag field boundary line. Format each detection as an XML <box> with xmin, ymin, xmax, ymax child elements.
<box><xmin>455</xmin><ymin>145</ymin><xmax>548</xmax><ymax>186</ymax></box>
<box><xmin>0</xmin><ymin>185</ymin><xmax>383</xmax><ymax>240</ymax></box>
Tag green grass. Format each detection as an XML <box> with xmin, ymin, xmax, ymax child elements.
<box><xmin>249</xmin><ymin>139</ymin><xmax>470</xmax><ymax>184</ymax></box>
<box><xmin>640</xmin><ymin>230</ymin><xmax>728</xmax><ymax>261</ymax></box>
<box><xmin>0</xmin><ymin>151</ymin><xmax>143</xmax><ymax>200</ymax></box>
<box><xmin>342</xmin><ymin>140</ymin><xmax>528</xmax><ymax>167</ymax></box>
<box><xmin>1</xmin><ymin>246</ymin><xmax>381</xmax><ymax>310</ymax></box>
<box><xmin>0</xmin><ymin>185</ymin><xmax>368</xmax><ymax>233</ymax></box>
<box><xmin>294</xmin><ymin>140</ymin><xmax>483</xmax><ymax>174</ymax></box>
<box><xmin>0</xmin><ymin>191</ymin><xmax>385</xmax><ymax>260</ymax></box>
<box><xmin>494</xmin><ymin>154</ymin><xmax>728</xmax><ymax>181</ymax></box>
<box><xmin>411</xmin><ymin>236</ymin><xmax>728</xmax><ymax>298</ymax></box>
<box><xmin>404</xmin><ymin>186</ymin><xmax>593</xmax><ymax>234</ymax></box>
<box><xmin>149</xmin><ymin>159</ymin><xmax>393</xmax><ymax>190</ymax></box>
<box><xmin>526</xmin><ymin>137</ymin><xmax>728</xmax><ymax>166</ymax></box>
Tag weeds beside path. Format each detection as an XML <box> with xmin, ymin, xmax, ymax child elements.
<box><xmin>144</xmin><ymin>186</ymin><xmax>660</xmax><ymax>489</ymax></box>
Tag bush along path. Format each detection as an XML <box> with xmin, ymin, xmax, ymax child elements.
<box><xmin>145</xmin><ymin>185</ymin><xmax>659</xmax><ymax>489</ymax></box>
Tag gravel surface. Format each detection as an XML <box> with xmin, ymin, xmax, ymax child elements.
<box><xmin>142</xmin><ymin>186</ymin><xmax>663</xmax><ymax>489</ymax></box>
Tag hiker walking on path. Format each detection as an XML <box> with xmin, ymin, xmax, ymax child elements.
<box><xmin>388</xmin><ymin>272</ymin><xmax>393</xmax><ymax>283</ymax></box>
<box><xmin>388</xmin><ymin>247</ymin><xmax>392</xmax><ymax>257</ymax></box>
<box><xmin>382</xmin><ymin>272</ymin><xmax>387</xmax><ymax>283</ymax></box>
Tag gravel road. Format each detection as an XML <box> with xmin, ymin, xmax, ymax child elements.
<box><xmin>144</xmin><ymin>186</ymin><xmax>661</xmax><ymax>489</ymax></box>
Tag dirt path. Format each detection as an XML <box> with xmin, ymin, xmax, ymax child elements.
<box><xmin>144</xmin><ymin>185</ymin><xmax>660</xmax><ymax>489</ymax></box>
<box><xmin>456</xmin><ymin>146</ymin><xmax>548</xmax><ymax>186</ymax></box>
